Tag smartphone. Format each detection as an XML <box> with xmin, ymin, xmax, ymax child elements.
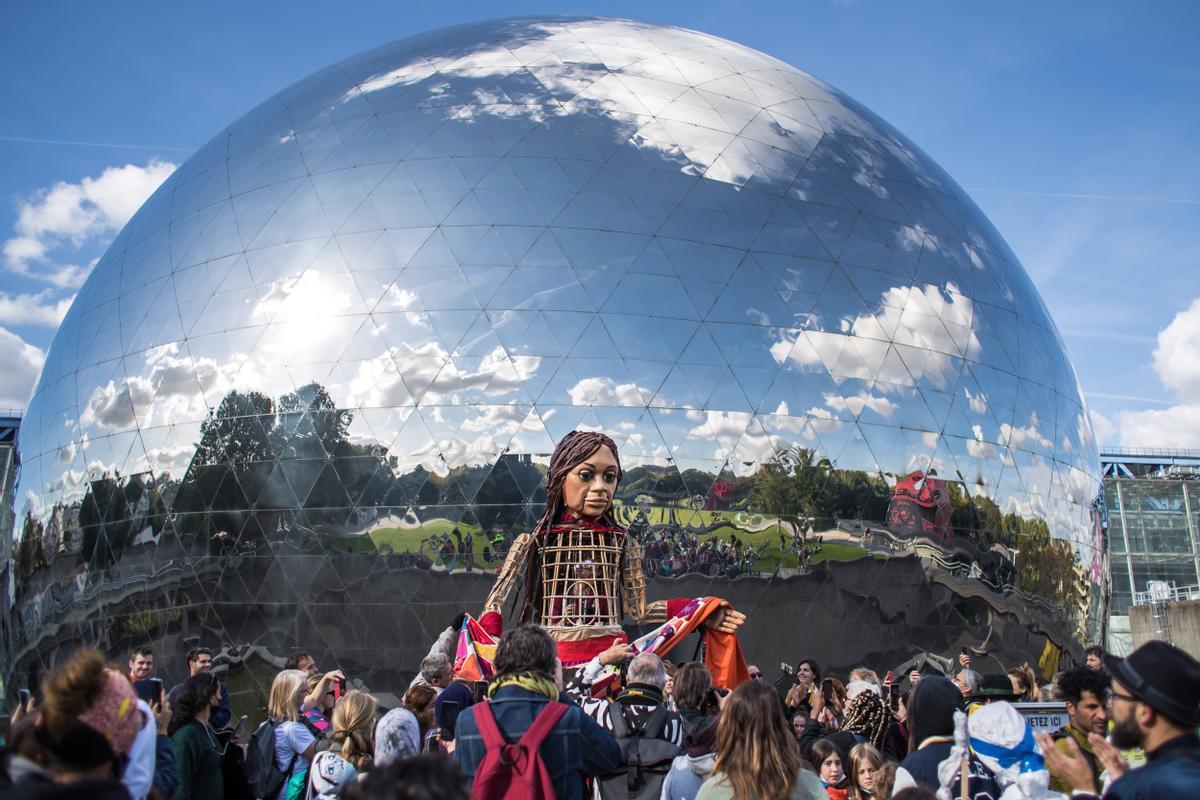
<box><xmin>133</xmin><ymin>678</ymin><xmax>162</xmax><ymax>705</ymax></box>
<box><xmin>17</xmin><ymin>688</ymin><xmax>31</xmax><ymax>706</ymax></box>
<box><xmin>332</xmin><ymin>677</ymin><xmax>346</xmax><ymax>702</ymax></box>
<box><xmin>884</xmin><ymin>670</ymin><xmax>894</xmax><ymax>685</ymax></box>
<box><xmin>231</xmin><ymin>714</ymin><xmax>247</xmax><ymax>737</ymax></box>
<box><xmin>961</xmin><ymin>646</ymin><xmax>970</xmax><ymax>656</ymax></box>
<box><xmin>473</xmin><ymin>680</ymin><xmax>489</xmax><ymax>702</ymax></box>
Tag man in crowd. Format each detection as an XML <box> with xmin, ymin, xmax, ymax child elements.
<box><xmin>1085</xmin><ymin>645</ymin><xmax>1106</xmax><ymax>673</ymax></box>
<box><xmin>410</xmin><ymin>652</ymin><xmax>454</xmax><ymax>693</ymax></box>
<box><xmin>453</xmin><ymin>624</ymin><xmax>620</xmax><ymax>800</ymax></box>
<box><xmin>128</xmin><ymin>646</ymin><xmax>155</xmax><ymax>682</ymax></box>
<box><xmin>285</xmin><ymin>651</ymin><xmax>320</xmax><ymax>677</ymax></box>
<box><xmin>575</xmin><ymin>651</ymin><xmax>685</xmax><ymax>746</ymax></box>
<box><xmin>166</xmin><ymin>647</ymin><xmax>232</xmax><ymax>729</ymax></box>
<box><xmin>1048</xmin><ymin>666</ymin><xmax>1110</xmax><ymax>793</ymax></box>
<box><xmin>1038</xmin><ymin>640</ymin><xmax>1200</xmax><ymax>798</ymax></box>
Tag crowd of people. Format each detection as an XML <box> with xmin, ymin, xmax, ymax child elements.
<box><xmin>1</xmin><ymin>634</ymin><xmax>1197</xmax><ymax>800</ymax></box>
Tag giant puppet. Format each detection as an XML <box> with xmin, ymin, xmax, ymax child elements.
<box><xmin>469</xmin><ymin>430</ymin><xmax>749</xmax><ymax>687</ymax></box>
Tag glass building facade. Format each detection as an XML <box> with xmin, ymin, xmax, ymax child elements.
<box><xmin>1102</xmin><ymin>449</ymin><xmax>1200</xmax><ymax>655</ymax></box>
<box><xmin>8</xmin><ymin>17</ymin><xmax>1103</xmax><ymax>706</ymax></box>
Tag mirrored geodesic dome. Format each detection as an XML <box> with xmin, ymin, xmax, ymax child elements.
<box><xmin>8</xmin><ymin>16</ymin><xmax>1104</xmax><ymax>704</ymax></box>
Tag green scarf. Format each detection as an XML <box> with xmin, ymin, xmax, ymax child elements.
<box><xmin>488</xmin><ymin>673</ymin><xmax>560</xmax><ymax>701</ymax></box>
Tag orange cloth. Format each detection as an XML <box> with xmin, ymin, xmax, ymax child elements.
<box><xmin>652</xmin><ymin>596</ymin><xmax>749</xmax><ymax>689</ymax></box>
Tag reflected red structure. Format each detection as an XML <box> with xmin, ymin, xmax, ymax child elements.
<box><xmin>887</xmin><ymin>471</ymin><xmax>953</xmax><ymax>539</ymax></box>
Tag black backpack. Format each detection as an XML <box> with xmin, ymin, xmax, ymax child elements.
<box><xmin>597</xmin><ymin>703</ymin><xmax>680</xmax><ymax>800</ymax></box>
<box><xmin>244</xmin><ymin>718</ymin><xmax>297</xmax><ymax>800</ymax></box>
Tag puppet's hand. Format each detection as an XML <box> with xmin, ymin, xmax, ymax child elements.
<box><xmin>707</xmin><ymin>607</ymin><xmax>746</xmax><ymax>634</ymax></box>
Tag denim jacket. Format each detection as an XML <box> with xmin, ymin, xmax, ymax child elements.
<box><xmin>453</xmin><ymin>685</ymin><xmax>621</xmax><ymax>800</ymax></box>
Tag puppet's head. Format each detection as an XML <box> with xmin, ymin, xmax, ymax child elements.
<box><xmin>539</xmin><ymin>430</ymin><xmax>623</xmax><ymax>529</ymax></box>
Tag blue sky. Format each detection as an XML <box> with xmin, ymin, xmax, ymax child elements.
<box><xmin>1</xmin><ymin>0</ymin><xmax>1198</xmax><ymax>448</ymax></box>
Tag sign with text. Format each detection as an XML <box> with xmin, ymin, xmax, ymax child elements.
<box><xmin>1011</xmin><ymin>702</ymin><xmax>1069</xmax><ymax>733</ymax></box>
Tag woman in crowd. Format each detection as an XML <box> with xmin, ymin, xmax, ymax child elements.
<box><xmin>429</xmin><ymin>681</ymin><xmax>474</xmax><ymax>755</ymax></box>
<box><xmin>168</xmin><ymin>671</ymin><xmax>225</xmax><ymax>800</ymax></box>
<box><xmin>663</xmin><ymin>662</ymin><xmax>722</xmax><ymax>800</ymax></box>
<box><xmin>1006</xmin><ymin>665</ymin><xmax>1038</xmax><ymax>702</ymax></box>
<box><xmin>303</xmin><ymin>673</ymin><xmax>334</xmax><ymax>739</ymax></box>
<box><xmin>818</xmin><ymin>678</ymin><xmax>847</xmax><ymax>731</ymax></box>
<box><xmin>402</xmin><ymin>685</ymin><xmax>437</xmax><ymax>748</ymax></box>
<box><xmin>673</xmin><ymin>662</ymin><xmax>720</xmax><ymax>738</ymax></box>
<box><xmin>22</xmin><ymin>648</ymin><xmax>141</xmax><ymax>799</ymax></box>
<box><xmin>330</xmin><ymin>690</ymin><xmax>378</xmax><ymax>772</ymax></box>
<box><xmin>809</xmin><ymin>740</ymin><xmax>848</xmax><ymax>800</ymax></box>
<box><xmin>696</xmin><ymin>680</ymin><xmax>824</xmax><ymax>800</ymax></box>
<box><xmin>841</xmin><ymin>692</ymin><xmax>887</xmax><ymax>751</ymax></box>
<box><xmin>374</xmin><ymin>707</ymin><xmax>421</xmax><ymax>767</ymax></box>
<box><xmin>268</xmin><ymin>669</ymin><xmax>318</xmax><ymax>800</ymax></box>
<box><xmin>784</xmin><ymin>659</ymin><xmax>822</xmax><ymax>717</ymax></box>
<box><xmin>846</xmin><ymin>744</ymin><xmax>884</xmax><ymax>800</ymax></box>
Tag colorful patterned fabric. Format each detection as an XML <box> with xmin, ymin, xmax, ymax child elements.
<box><xmin>454</xmin><ymin>613</ymin><xmax>498</xmax><ymax>681</ymax></box>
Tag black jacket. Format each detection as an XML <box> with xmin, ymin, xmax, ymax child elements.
<box><xmin>1103</xmin><ymin>733</ymin><xmax>1200</xmax><ymax>800</ymax></box>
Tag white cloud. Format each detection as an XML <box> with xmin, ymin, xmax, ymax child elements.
<box><xmin>349</xmin><ymin>342</ymin><xmax>539</xmax><ymax>408</ymax></box>
<box><xmin>567</xmin><ymin>377</ymin><xmax>654</xmax><ymax>407</ymax></box>
<box><xmin>998</xmin><ymin>412</ymin><xmax>1053</xmax><ymax>454</ymax></box>
<box><xmin>1152</xmin><ymin>298</ymin><xmax>1200</xmax><ymax>396</ymax></box>
<box><xmin>338</xmin><ymin>19</ymin><xmax>837</xmax><ymax>189</ymax></box>
<box><xmin>965</xmin><ymin>387</ymin><xmax>988</xmax><ymax>414</ymax></box>
<box><xmin>0</xmin><ymin>326</ymin><xmax>45</xmax><ymax>407</ymax></box>
<box><xmin>966</xmin><ymin>424</ymin><xmax>997</xmax><ymax>461</ymax></box>
<box><xmin>824</xmin><ymin>390</ymin><xmax>898</xmax><ymax>419</ymax></box>
<box><xmin>1102</xmin><ymin>297</ymin><xmax>1200</xmax><ymax>448</ymax></box>
<box><xmin>1116</xmin><ymin>405</ymin><xmax>1200</xmax><ymax>449</ymax></box>
<box><xmin>1087</xmin><ymin>409</ymin><xmax>1116</xmax><ymax>445</ymax></box>
<box><xmin>79</xmin><ymin>343</ymin><xmax>224</xmax><ymax>431</ymax></box>
<box><xmin>4</xmin><ymin>160</ymin><xmax>176</xmax><ymax>286</ymax></box>
<box><xmin>0</xmin><ymin>290</ymin><xmax>74</xmax><ymax>327</ymax></box>
<box><xmin>771</xmin><ymin>282</ymin><xmax>981</xmax><ymax>391</ymax></box>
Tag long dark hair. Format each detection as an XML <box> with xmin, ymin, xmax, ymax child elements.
<box><xmin>168</xmin><ymin>671</ymin><xmax>219</xmax><ymax>736</ymax></box>
<box><xmin>515</xmin><ymin>430</ymin><xmax>624</xmax><ymax>624</ymax></box>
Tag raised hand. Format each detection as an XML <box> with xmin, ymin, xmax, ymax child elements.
<box><xmin>1088</xmin><ymin>732</ymin><xmax>1129</xmax><ymax>782</ymax></box>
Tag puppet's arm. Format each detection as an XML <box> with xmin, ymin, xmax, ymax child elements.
<box><xmin>622</xmin><ymin>535</ymin><xmax>667</xmax><ymax>624</ymax></box>
<box><xmin>479</xmin><ymin>532</ymin><xmax>536</xmax><ymax>634</ymax></box>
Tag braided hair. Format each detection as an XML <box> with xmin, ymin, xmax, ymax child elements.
<box><xmin>515</xmin><ymin>430</ymin><xmax>624</xmax><ymax>624</ymax></box>
<box><xmin>841</xmin><ymin>690</ymin><xmax>887</xmax><ymax>750</ymax></box>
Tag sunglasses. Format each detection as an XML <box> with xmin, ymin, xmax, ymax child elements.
<box><xmin>749</xmin><ymin>672</ymin><xmax>763</xmax><ymax>679</ymax></box>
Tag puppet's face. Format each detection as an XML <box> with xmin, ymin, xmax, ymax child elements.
<box><xmin>562</xmin><ymin>445</ymin><xmax>619</xmax><ymax>519</ymax></box>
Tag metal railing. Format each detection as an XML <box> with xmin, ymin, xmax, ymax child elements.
<box><xmin>1132</xmin><ymin>581</ymin><xmax>1200</xmax><ymax>606</ymax></box>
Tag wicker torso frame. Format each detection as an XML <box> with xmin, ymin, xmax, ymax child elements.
<box><xmin>539</xmin><ymin>525</ymin><xmax>624</xmax><ymax>634</ymax></box>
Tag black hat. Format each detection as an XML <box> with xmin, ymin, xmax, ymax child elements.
<box><xmin>1104</xmin><ymin>641</ymin><xmax>1200</xmax><ymax>727</ymax></box>
<box><xmin>976</xmin><ymin>673</ymin><xmax>1021</xmax><ymax>700</ymax></box>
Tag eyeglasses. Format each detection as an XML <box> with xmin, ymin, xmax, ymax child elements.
<box><xmin>749</xmin><ymin>672</ymin><xmax>763</xmax><ymax>679</ymax></box>
<box><xmin>1108</xmin><ymin>690</ymin><xmax>1138</xmax><ymax>705</ymax></box>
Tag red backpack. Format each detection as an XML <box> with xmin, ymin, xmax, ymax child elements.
<box><xmin>471</xmin><ymin>700</ymin><xmax>569</xmax><ymax>800</ymax></box>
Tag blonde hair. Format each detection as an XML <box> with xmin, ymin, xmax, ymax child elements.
<box><xmin>331</xmin><ymin>690</ymin><xmax>378</xmax><ymax>771</ymax></box>
<box><xmin>848</xmin><ymin>667</ymin><xmax>880</xmax><ymax>685</ymax></box>
<box><xmin>712</xmin><ymin>680</ymin><xmax>803</xmax><ymax>800</ymax></box>
<box><xmin>848</xmin><ymin>743</ymin><xmax>884</xmax><ymax>799</ymax></box>
<box><xmin>268</xmin><ymin>669</ymin><xmax>308</xmax><ymax>722</ymax></box>
<box><xmin>872</xmin><ymin>761</ymin><xmax>897</xmax><ymax>800</ymax></box>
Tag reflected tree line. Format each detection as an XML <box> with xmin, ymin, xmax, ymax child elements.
<box><xmin>15</xmin><ymin>383</ymin><xmax>1084</xmax><ymax>613</ymax></box>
